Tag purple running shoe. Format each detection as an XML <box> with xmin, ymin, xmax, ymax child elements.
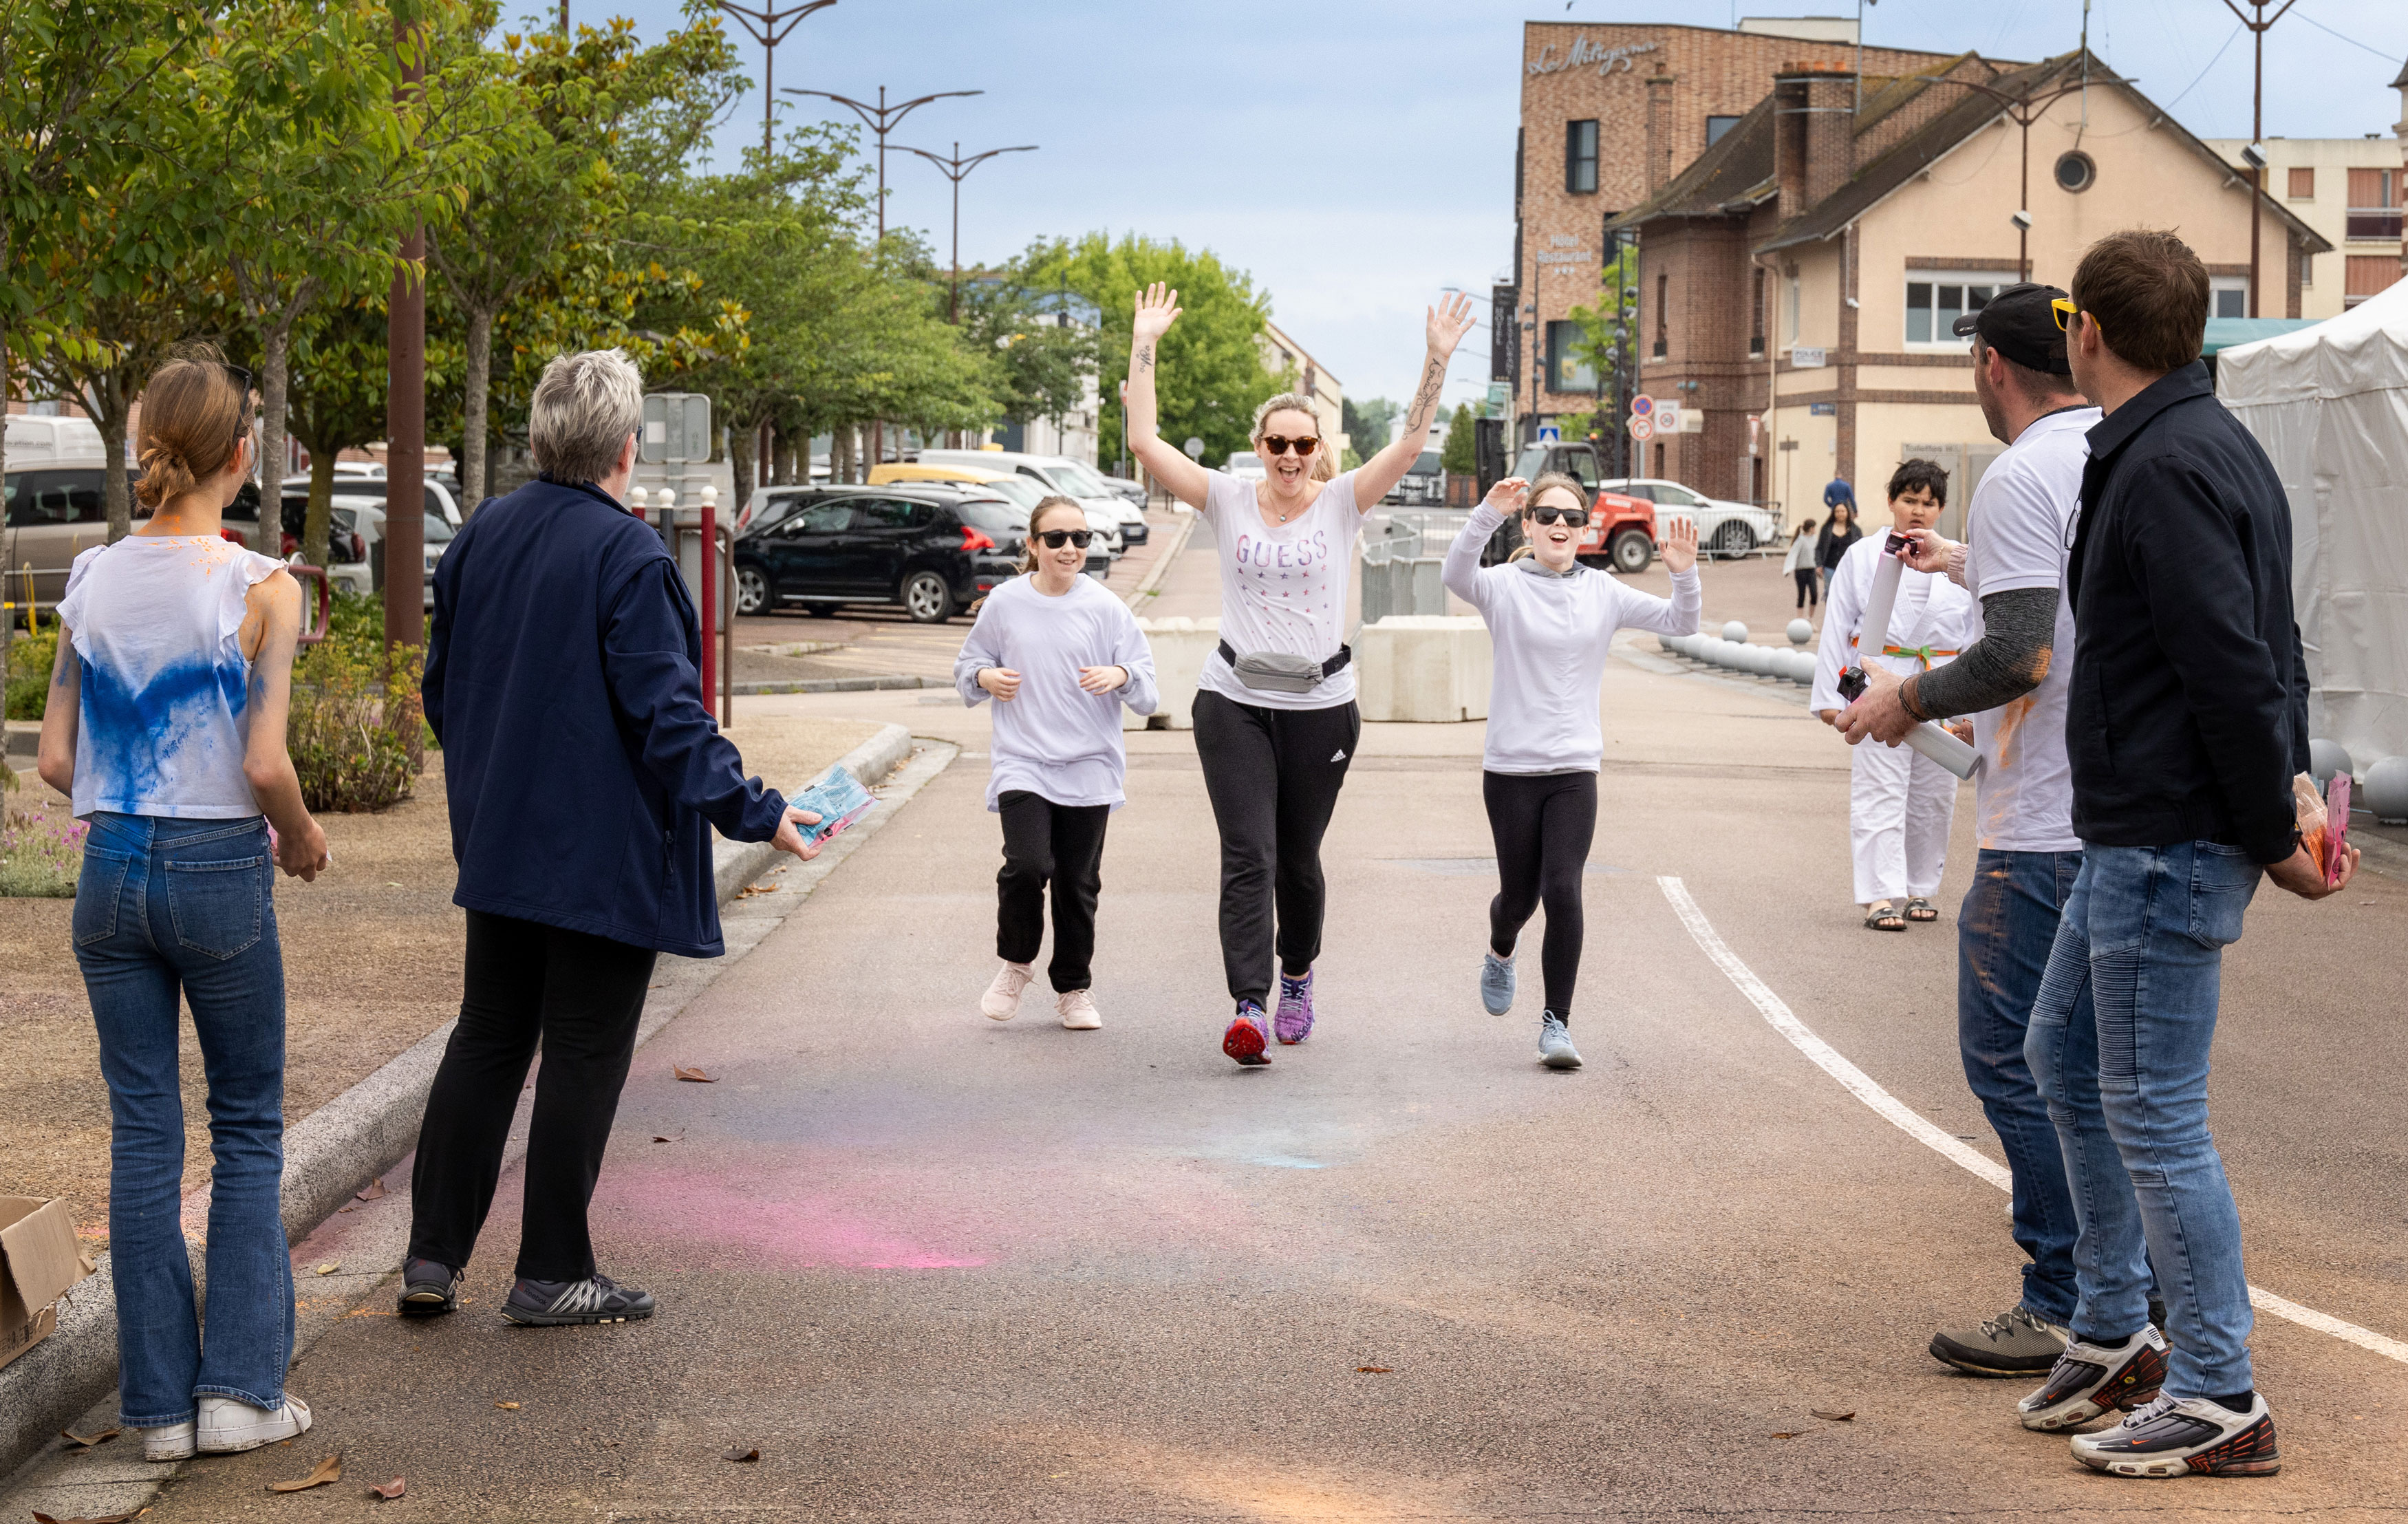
<box><xmin>1274</xmin><ymin>969</ymin><xmax>1315</xmax><ymax>1044</ymax></box>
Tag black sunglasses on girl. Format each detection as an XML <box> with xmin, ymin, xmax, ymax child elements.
<box><xmin>1036</xmin><ymin>528</ymin><xmax>1093</xmax><ymax>548</ymax></box>
<box><xmin>1260</xmin><ymin>435</ymin><xmax>1318</xmax><ymax>457</ymax></box>
<box><xmin>1529</xmin><ymin>506</ymin><xmax>1589</xmax><ymax>527</ymax></box>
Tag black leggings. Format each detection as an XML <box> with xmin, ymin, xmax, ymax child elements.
<box><xmin>996</xmin><ymin>789</ymin><xmax>1111</xmax><ymax>992</ymax></box>
<box><xmin>1482</xmin><ymin>770</ymin><xmax>1598</xmax><ymax>1020</ymax></box>
<box><xmin>1191</xmin><ymin>688</ymin><xmax>1359</xmax><ymax>1007</ymax></box>
<box><xmin>1794</xmin><ymin>568</ymin><xmax>1819</xmax><ymax>608</ymax></box>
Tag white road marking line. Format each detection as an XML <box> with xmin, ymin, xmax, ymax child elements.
<box><xmin>1657</xmin><ymin>874</ymin><xmax>2408</xmax><ymax>1369</ymax></box>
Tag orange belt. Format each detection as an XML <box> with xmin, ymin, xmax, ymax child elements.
<box><xmin>1849</xmin><ymin>636</ymin><xmax>1958</xmax><ymax>670</ymax></box>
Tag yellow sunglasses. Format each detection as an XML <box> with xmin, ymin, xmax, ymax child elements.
<box><xmin>2050</xmin><ymin>297</ymin><xmax>2093</xmax><ymax>334</ymax></box>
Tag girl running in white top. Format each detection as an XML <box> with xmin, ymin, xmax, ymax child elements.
<box><xmin>1124</xmin><ymin>281</ymin><xmax>1477</xmax><ymax>1066</ymax></box>
<box><xmin>1442</xmin><ymin>473</ymin><xmax>1701</xmax><ymax>1068</ymax></box>
<box><xmin>954</xmin><ymin>497</ymin><xmax>1159</xmax><ymax>1029</ymax></box>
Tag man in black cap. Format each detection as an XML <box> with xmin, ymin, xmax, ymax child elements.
<box><xmin>1836</xmin><ymin>284</ymin><xmax>2120</xmax><ymax>1392</ymax></box>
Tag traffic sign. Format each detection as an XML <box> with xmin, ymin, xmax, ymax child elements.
<box><xmin>1654</xmin><ymin>401</ymin><xmax>1682</xmax><ymax>434</ymax></box>
<box><xmin>1538</xmin><ymin>425</ymin><xmax>1560</xmax><ymax>442</ymax></box>
<box><xmin>641</xmin><ymin>392</ymin><xmax>711</xmax><ymax>464</ymax></box>
<box><xmin>1182</xmin><ymin>436</ymin><xmax>1205</xmax><ymax>460</ymax></box>
<box><xmin>1631</xmin><ymin>395</ymin><xmax>1654</xmax><ymax>417</ymax></box>
<box><xmin>1627</xmin><ymin>414</ymin><xmax>1655</xmax><ymax>442</ymax></box>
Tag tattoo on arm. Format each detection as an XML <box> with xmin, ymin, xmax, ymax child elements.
<box><xmin>1135</xmin><ymin>344</ymin><xmax>1153</xmax><ymax>372</ymax></box>
<box><xmin>1404</xmin><ymin>357</ymin><xmax>1443</xmax><ymax>434</ymax></box>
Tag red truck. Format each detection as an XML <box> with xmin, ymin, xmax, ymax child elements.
<box><xmin>1505</xmin><ymin>441</ymin><xmax>1659</xmax><ymax>572</ymax></box>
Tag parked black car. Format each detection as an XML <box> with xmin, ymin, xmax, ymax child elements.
<box><xmin>733</xmin><ymin>484</ymin><xmax>1037</xmax><ymax>623</ymax></box>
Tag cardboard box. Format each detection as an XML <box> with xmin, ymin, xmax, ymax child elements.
<box><xmin>1</xmin><ymin>1197</ymin><xmax>94</xmax><ymax>1372</ymax></box>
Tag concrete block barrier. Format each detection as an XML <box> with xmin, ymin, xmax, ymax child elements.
<box><xmin>1355</xmin><ymin>616</ymin><xmax>1492</xmax><ymax>723</ymax></box>
<box><xmin>1128</xmin><ymin>617</ymin><xmax>1220</xmax><ymax>731</ymax></box>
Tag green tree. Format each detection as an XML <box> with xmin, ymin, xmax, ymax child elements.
<box><xmin>1014</xmin><ymin>232</ymin><xmax>1284</xmax><ymax>471</ymax></box>
<box><xmin>1441</xmin><ymin>402</ymin><xmax>1476</xmax><ymax>477</ymax></box>
<box><xmin>1343</xmin><ymin>395</ymin><xmax>1398</xmax><ymax>458</ymax></box>
<box><xmin>1552</xmin><ymin>244</ymin><xmax>1637</xmax><ymax>443</ymax></box>
<box><xmin>960</xmin><ymin>281</ymin><xmax>1098</xmax><ymax>442</ymax></box>
<box><xmin>280</xmin><ymin>294</ymin><xmax>394</xmax><ymax>579</ymax></box>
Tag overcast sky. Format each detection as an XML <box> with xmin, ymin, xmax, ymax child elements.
<box><xmin>588</xmin><ymin>0</ymin><xmax>2406</xmax><ymax>414</ymax></box>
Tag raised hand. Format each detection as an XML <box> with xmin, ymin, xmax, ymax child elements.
<box><xmin>1484</xmin><ymin>476</ymin><xmax>1528</xmax><ymax>515</ymax></box>
<box><xmin>1132</xmin><ymin>282</ymin><xmax>1182</xmax><ymax>346</ymax></box>
<box><xmin>1427</xmin><ymin>291</ymin><xmax>1476</xmax><ymax>356</ymax></box>
<box><xmin>1659</xmin><ymin>515</ymin><xmax>1699</xmax><ymax>575</ymax></box>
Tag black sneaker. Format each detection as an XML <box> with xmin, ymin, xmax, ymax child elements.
<box><xmin>2070</xmin><ymin>1393</ymin><xmax>2281</xmax><ymax>1477</ymax></box>
<box><xmin>501</xmin><ymin>1271</ymin><xmax>656</xmax><ymax>1327</ymax></box>
<box><xmin>1928</xmin><ymin>1305</ymin><xmax>2068</xmax><ymax>1375</ymax></box>
<box><xmin>2017</xmin><ymin>1326</ymin><xmax>2167</xmax><ymax>1430</ymax></box>
<box><xmin>396</xmin><ymin>1257</ymin><xmax>462</xmax><ymax>1317</ymax></box>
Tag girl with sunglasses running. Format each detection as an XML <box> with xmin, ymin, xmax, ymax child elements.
<box><xmin>956</xmin><ymin>497</ymin><xmax>1159</xmax><ymax>1029</ymax></box>
<box><xmin>1124</xmin><ymin>281</ymin><xmax>1477</xmax><ymax>1065</ymax></box>
<box><xmin>1441</xmin><ymin>473</ymin><xmax>1700</xmax><ymax>1068</ymax></box>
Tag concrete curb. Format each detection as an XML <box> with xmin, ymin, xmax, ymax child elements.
<box><xmin>1126</xmin><ymin>508</ymin><xmax>1196</xmax><ymax>603</ymax></box>
<box><xmin>0</xmin><ymin>720</ymin><xmax>916</xmax><ymax>1483</ymax></box>
<box><xmin>733</xmin><ymin>674</ymin><xmax>932</xmax><ymax>696</ymax></box>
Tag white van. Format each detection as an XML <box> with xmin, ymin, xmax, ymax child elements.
<box><xmin>915</xmin><ymin>448</ymin><xmax>1135</xmax><ymax>552</ymax></box>
<box><xmin>5</xmin><ymin>415</ymin><xmax>128</xmax><ymax>608</ymax></box>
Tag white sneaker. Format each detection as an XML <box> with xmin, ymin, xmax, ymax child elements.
<box><xmin>196</xmin><ymin>1393</ymin><xmax>312</xmax><ymax>1455</ymax></box>
<box><xmin>980</xmin><ymin>962</ymin><xmax>1035</xmax><ymax>1020</ymax></box>
<box><xmin>138</xmin><ymin>1420</ymin><xmax>196</xmax><ymax>1461</ymax></box>
<box><xmin>1057</xmin><ymin>988</ymin><xmax>1102</xmax><ymax>1029</ymax></box>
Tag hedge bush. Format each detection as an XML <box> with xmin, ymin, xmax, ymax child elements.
<box><xmin>290</xmin><ymin>592</ymin><xmax>426</xmax><ymax>813</ymax></box>
<box><xmin>4</xmin><ymin>627</ymin><xmax>60</xmax><ymax>722</ymax></box>
<box><xmin>0</xmin><ymin>795</ymin><xmax>85</xmax><ymax>897</ymax></box>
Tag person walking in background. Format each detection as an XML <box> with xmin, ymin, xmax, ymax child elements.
<box><xmin>1823</xmin><ymin>474</ymin><xmax>1856</xmax><ymax>518</ymax></box>
<box><xmin>1441</xmin><ymin>474</ymin><xmax>1700</xmax><ymax>1069</ymax></box>
<box><xmin>1784</xmin><ymin>515</ymin><xmax>1820</xmax><ymax>610</ymax></box>
<box><xmin>1121</xmin><ymin>280</ymin><xmax>1476</xmax><ymax>1066</ymax></box>
<box><xmin>397</xmin><ymin>350</ymin><xmax>821</xmax><ymax>1329</ymax></box>
<box><xmin>2009</xmin><ymin>230</ymin><xmax>2352</xmax><ymax>1478</ymax></box>
<box><xmin>39</xmin><ymin>351</ymin><xmax>328</xmax><ymax>1461</ymax></box>
<box><xmin>1813</xmin><ymin>462</ymin><xmax>1972</xmax><ymax>932</ymax></box>
<box><xmin>956</xmin><ymin>496</ymin><xmax>1159</xmax><ymax>1030</ymax></box>
<box><xmin>1815</xmin><ymin>500</ymin><xmax>1860</xmax><ymax>603</ymax></box>
<box><xmin>1835</xmin><ymin>284</ymin><xmax>2105</xmax><ymax>1387</ymax></box>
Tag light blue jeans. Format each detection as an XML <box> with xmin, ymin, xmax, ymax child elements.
<box><xmin>74</xmin><ymin>813</ymin><xmax>293</xmax><ymax>1425</ymax></box>
<box><xmin>2026</xmin><ymin>841</ymin><xmax>2261</xmax><ymax>1399</ymax></box>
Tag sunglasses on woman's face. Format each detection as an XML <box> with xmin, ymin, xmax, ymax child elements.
<box><xmin>1259</xmin><ymin>435</ymin><xmax>1319</xmax><ymax>457</ymax></box>
<box><xmin>1037</xmin><ymin>528</ymin><xmax>1093</xmax><ymax>548</ymax></box>
<box><xmin>1529</xmin><ymin>506</ymin><xmax>1589</xmax><ymax>527</ymax></box>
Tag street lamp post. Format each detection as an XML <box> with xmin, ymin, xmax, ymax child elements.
<box><xmin>785</xmin><ymin>86</ymin><xmax>983</xmax><ymax>242</ymax></box>
<box><xmin>895</xmin><ymin>140</ymin><xmax>1038</xmax><ymax>323</ymax></box>
<box><xmin>2219</xmin><ymin>0</ymin><xmax>2296</xmax><ymax>318</ymax></box>
<box><xmin>387</xmin><ymin>6</ymin><xmax>426</xmax><ymax>654</ymax></box>
<box><xmin>715</xmin><ymin>1</ymin><xmax>839</xmax><ymax>159</ymax></box>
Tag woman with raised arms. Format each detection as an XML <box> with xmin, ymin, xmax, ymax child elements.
<box><xmin>1124</xmin><ymin>281</ymin><xmax>1476</xmax><ymax>1066</ymax></box>
<box><xmin>1441</xmin><ymin>473</ymin><xmax>1700</xmax><ymax>1069</ymax></box>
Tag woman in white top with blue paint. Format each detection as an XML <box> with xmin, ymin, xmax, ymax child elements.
<box><xmin>956</xmin><ymin>496</ymin><xmax>1159</xmax><ymax>1029</ymax></box>
<box><xmin>1441</xmin><ymin>473</ymin><xmax>1701</xmax><ymax>1069</ymax></box>
<box><xmin>37</xmin><ymin>351</ymin><xmax>330</xmax><ymax>1463</ymax></box>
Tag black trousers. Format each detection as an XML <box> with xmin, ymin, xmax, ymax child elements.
<box><xmin>407</xmin><ymin>910</ymin><xmax>656</xmax><ymax>1282</ymax></box>
<box><xmin>1483</xmin><ymin>770</ymin><xmax>1598</xmax><ymax>1020</ymax></box>
<box><xmin>1191</xmin><ymin>688</ymin><xmax>1360</xmax><ymax>1006</ymax></box>
<box><xmin>1794</xmin><ymin>567</ymin><xmax>1819</xmax><ymax>608</ymax></box>
<box><xmin>997</xmin><ymin>789</ymin><xmax>1112</xmax><ymax>992</ymax></box>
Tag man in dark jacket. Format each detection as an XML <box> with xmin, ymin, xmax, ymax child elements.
<box><xmin>398</xmin><ymin>349</ymin><xmax>819</xmax><ymax>1327</ymax></box>
<box><xmin>2017</xmin><ymin>230</ymin><xmax>2354</xmax><ymax>1479</ymax></box>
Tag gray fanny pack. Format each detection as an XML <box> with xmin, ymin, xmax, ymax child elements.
<box><xmin>1218</xmin><ymin>641</ymin><xmax>1350</xmax><ymax>695</ymax></box>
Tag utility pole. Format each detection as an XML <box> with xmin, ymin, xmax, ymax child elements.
<box><xmin>785</xmin><ymin>86</ymin><xmax>981</xmax><ymax>242</ymax></box>
<box><xmin>387</xmin><ymin>5</ymin><xmax>425</xmax><ymax>654</ymax></box>
<box><xmin>716</xmin><ymin>1</ymin><xmax>839</xmax><ymax>160</ymax></box>
<box><xmin>896</xmin><ymin>140</ymin><xmax>1038</xmax><ymax>322</ymax></box>
<box><xmin>1920</xmin><ymin>72</ymin><xmax>2097</xmax><ymax>279</ymax></box>
<box><xmin>558</xmin><ymin>0</ymin><xmax>567</xmax><ymax>33</ymax></box>
<box><xmin>2219</xmin><ymin>0</ymin><xmax>2296</xmax><ymax>318</ymax></box>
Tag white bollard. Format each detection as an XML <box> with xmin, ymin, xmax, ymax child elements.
<box><xmin>1721</xmin><ymin>620</ymin><xmax>1749</xmax><ymax>643</ymax></box>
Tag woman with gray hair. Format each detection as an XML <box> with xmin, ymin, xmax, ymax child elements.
<box><xmin>1124</xmin><ymin>282</ymin><xmax>1476</xmax><ymax>1066</ymax></box>
<box><xmin>396</xmin><ymin>349</ymin><xmax>821</xmax><ymax>1327</ymax></box>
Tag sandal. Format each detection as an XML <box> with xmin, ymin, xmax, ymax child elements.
<box><xmin>1905</xmin><ymin>897</ymin><xmax>1939</xmax><ymax>923</ymax></box>
<box><xmin>1864</xmin><ymin>902</ymin><xmax>1907</xmax><ymax>932</ymax></box>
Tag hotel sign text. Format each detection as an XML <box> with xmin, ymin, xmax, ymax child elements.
<box><xmin>1527</xmin><ymin>36</ymin><xmax>1660</xmax><ymax>77</ymax></box>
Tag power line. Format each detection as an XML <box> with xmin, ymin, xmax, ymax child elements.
<box><xmin>2162</xmin><ymin>21</ymin><xmax>2244</xmax><ymax>110</ymax></box>
<box><xmin>2292</xmin><ymin>8</ymin><xmax>2403</xmax><ymax>63</ymax></box>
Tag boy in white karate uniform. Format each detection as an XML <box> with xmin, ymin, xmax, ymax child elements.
<box><xmin>1813</xmin><ymin>460</ymin><xmax>1975</xmax><ymax>930</ymax></box>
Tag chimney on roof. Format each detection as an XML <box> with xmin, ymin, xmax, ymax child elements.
<box><xmin>1773</xmin><ymin>68</ymin><xmax>1858</xmax><ymax>214</ymax></box>
<box><xmin>1773</xmin><ymin>74</ymin><xmax>1810</xmax><ymax>220</ymax></box>
<box><xmin>1645</xmin><ymin>76</ymin><xmax>1675</xmax><ymax>193</ymax></box>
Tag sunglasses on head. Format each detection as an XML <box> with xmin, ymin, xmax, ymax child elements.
<box><xmin>1528</xmin><ymin>505</ymin><xmax>1589</xmax><ymax>527</ymax></box>
<box><xmin>1036</xmin><ymin>528</ymin><xmax>1093</xmax><ymax>549</ymax></box>
<box><xmin>1259</xmin><ymin>434</ymin><xmax>1318</xmax><ymax>457</ymax></box>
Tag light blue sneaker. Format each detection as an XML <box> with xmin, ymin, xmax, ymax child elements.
<box><xmin>1480</xmin><ymin>950</ymin><xmax>1516</xmax><ymax>1015</ymax></box>
<box><xmin>1537</xmin><ymin>1011</ymin><xmax>1582</xmax><ymax>1070</ymax></box>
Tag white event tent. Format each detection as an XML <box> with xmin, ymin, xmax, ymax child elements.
<box><xmin>2218</xmin><ymin>276</ymin><xmax>2408</xmax><ymax>771</ymax></box>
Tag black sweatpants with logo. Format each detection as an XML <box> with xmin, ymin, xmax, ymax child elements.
<box><xmin>1191</xmin><ymin>689</ymin><xmax>1361</xmax><ymax>1008</ymax></box>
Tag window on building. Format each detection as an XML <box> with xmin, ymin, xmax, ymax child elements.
<box><xmin>1565</xmin><ymin>120</ymin><xmax>1599</xmax><ymax>195</ymax></box>
<box><xmin>2303</xmin><ymin>253</ymin><xmax>2315</xmax><ymax>289</ymax></box>
<box><xmin>1706</xmin><ymin>114</ymin><xmax>1741</xmax><ymax>146</ymax></box>
<box><xmin>1545</xmin><ymin>319</ymin><xmax>1598</xmax><ymax>393</ymax></box>
<box><xmin>2288</xmin><ymin>166</ymin><xmax>2316</xmax><ymax>200</ymax></box>
<box><xmin>2346</xmin><ymin>168</ymin><xmax>2403</xmax><ymax>241</ymax></box>
<box><xmin>2209</xmin><ymin>276</ymin><xmax>2248</xmax><ymax>319</ymax></box>
<box><xmin>1750</xmin><ymin>268</ymin><xmax>1766</xmax><ymax>357</ymax></box>
<box><xmin>2345</xmin><ymin>255</ymin><xmax>2403</xmax><ymax>308</ymax></box>
<box><xmin>2053</xmin><ymin>151</ymin><xmax>2096</xmax><ymax>193</ymax></box>
<box><xmin>1653</xmin><ymin>272</ymin><xmax>1669</xmax><ymax>358</ymax></box>
<box><xmin>1904</xmin><ymin>271</ymin><xmax>2019</xmax><ymax>347</ymax></box>
<box><xmin>1652</xmin><ymin>442</ymin><xmax>1665</xmax><ymax>478</ymax></box>
<box><xmin>1785</xmin><ymin>268</ymin><xmax>1800</xmax><ymax>342</ymax></box>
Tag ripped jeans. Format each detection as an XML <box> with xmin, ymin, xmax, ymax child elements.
<box><xmin>2025</xmin><ymin>841</ymin><xmax>2261</xmax><ymax>1400</ymax></box>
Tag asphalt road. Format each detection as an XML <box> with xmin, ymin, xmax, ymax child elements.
<box><xmin>101</xmin><ymin>539</ymin><xmax>2408</xmax><ymax>1521</ymax></box>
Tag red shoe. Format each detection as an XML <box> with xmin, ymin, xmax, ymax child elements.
<box><xmin>1223</xmin><ymin>1002</ymin><xmax>1270</xmax><ymax>1066</ymax></box>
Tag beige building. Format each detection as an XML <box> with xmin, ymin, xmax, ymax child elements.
<box><xmin>1257</xmin><ymin>319</ymin><xmax>1346</xmax><ymax>457</ymax></box>
<box><xmin>2202</xmin><ymin>134</ymin><xmax>2406</xmax><ymax>317</ymax></box>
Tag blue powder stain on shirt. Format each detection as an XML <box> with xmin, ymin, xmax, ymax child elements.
<box><xmin>78</xmin><ymin>650</ymin><xmax>250</xmax><ymax>806</ymax></box>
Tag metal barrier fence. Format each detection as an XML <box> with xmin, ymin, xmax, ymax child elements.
<box><xmin>1358</xmin><ymin>511</ymin><xmax>1472</xmax><ymax>626</ymax></box>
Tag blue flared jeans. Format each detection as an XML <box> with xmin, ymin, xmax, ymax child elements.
<box><xmin>74</xmin><ymin>813</ymin><xmax>293</xmax><ymax>1425</ymax></box>
<box><xmin>2026</xmin><ymin>841</ymin><xmax>2261</xmax><ymax>1400</ymax></box>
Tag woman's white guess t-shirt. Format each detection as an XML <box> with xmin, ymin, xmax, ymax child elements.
<box><xmin>1196</xmin><ymin>468</ymin><xmax>1367</xmax><ymax>711</ymax></box>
